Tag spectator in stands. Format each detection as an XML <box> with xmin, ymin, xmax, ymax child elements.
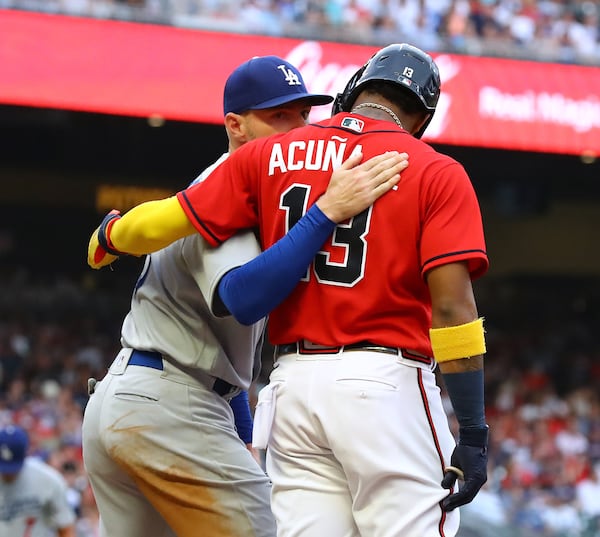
<box><xmin>1</xmin><ymin>273</ymin><xmax>600</xmax><ymax>534</ymax></box>
<box><xmin>575</xmin><ymin>463</ymin><xmax>600</xmax><ymax>531</ymax></box>
<box><xmin>6</xmin><ymin>0</ymin><xmax>600</xmax><ymax>64</ymax></box>
<box><xmin>0</xmin><ymin>425</ymin><xmax>77</xmax><ymax>536</ymax></box>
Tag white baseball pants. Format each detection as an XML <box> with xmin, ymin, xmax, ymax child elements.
<box><xmin>82</xmin><ymin>350</ymin><xmax>276</xmax><ymax>537</ymax></box>
<box><xmin>262</xmin><ymin>350</ymin><xmax>460</xmax><ymax>537</ymax></box>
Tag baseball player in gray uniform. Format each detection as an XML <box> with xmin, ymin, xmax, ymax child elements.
<box><xmin>83</xmin><ymin>56</ymin><xmax>391</xmax><ymax>537</ymax></box>
<box><xmin>0</xmin><ymin>425</ymin><xmax>76</xmax><ymax>537</ymax></box>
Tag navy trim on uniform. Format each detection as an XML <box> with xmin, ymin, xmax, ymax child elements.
<box><xmin>134</xmin><ymin>255</ymin><xmax>151</xmax><ymax>292</ymax></box>
<box><xmin>422</xmin><ymin>249</ymin><xmax>487</xmax><ymax>269</ymax></box>
<box><xmin>179</xmin><ymin>191</ymin><xmax>222</xmax><ymax>246</ymax></box>
<box><xmin>311</xmin><ymin>123</ymin><xmax>407</xmax><ymax>135</ymax></box>
<box><xmin>416</xmin><ymin>367</ymin><xmax>451</xmax><ymax>537</ymax></box>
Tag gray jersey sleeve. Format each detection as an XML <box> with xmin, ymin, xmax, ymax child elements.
<box><xmin>120</xmin><ymin>153</ymin><xmax>266</xmax><ymax>390</ymax></box>
<box><xmin>181</xmin><ymin>230</ymin><xmax>262</xmax><ymax>317</ymax></box>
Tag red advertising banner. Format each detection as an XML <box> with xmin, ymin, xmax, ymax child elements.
<box><xmin>1</xmin><ymin>9</ymin><xmax>599</xmax><ymax>156</ymax></box>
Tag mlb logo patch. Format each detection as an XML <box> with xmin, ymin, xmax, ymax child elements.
<box><xmin>341</xmin><ymin>116</ymin><xmax>364</xmax><ymax>132</ymax></box>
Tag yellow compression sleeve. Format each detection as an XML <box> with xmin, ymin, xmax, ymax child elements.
<box><xmin>109</xmin><ymin>196</ymin><xmax>197</xmax><ymax>255</ymax></box>
<box><xmin>429</xmin><ymin>318</ymin><xmax>486</xmax><ymax>363</ymax></box>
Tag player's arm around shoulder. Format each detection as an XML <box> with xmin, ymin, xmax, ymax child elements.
<box><xmin>88</xmin><ymin>196</ymin><xmax>197</xmax><ymax>269</ymax></box>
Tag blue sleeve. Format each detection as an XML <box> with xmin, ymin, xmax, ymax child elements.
<box><xmin>229</xmin><ymin>391</ymin><xmax>253</xmax><ymax>444</ymax></box>
<box><xmin>217</xmin><ymin>204</ymin><xmax>336</xmax><ymax>325</ymax></box>
<box><xmin>442</xmin><ymin>369</ymin><xmax>486</xmax><ymax>429</ymax></box>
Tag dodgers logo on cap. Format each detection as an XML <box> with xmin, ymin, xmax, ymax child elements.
<box><xmin>223</xmin><ymin>55</ymin><xmax>333</xmax><ymax>115</ymax></box>
<box><xmin>0</xmin><ymin>425</ymin><xmax>28</xmax><ymax>474</ymax></box>
<box><xmin>276</xmin><ymin>64</ymin><xmax>302</xmax><ymax>86</ymax></box>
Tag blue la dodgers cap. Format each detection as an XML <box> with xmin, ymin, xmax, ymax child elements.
<box><xmin>223</xmin><ymin>55</ymin><xmax>333</xmax><ymax>115</ymax></box>
<box><xmin>0</xmin><ymin>425</ymin><xmax>28</xmax><ymax>474</ymax></box>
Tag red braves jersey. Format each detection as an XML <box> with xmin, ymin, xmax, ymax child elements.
<box><xmin>178</xmin><ymin>114</ymin><xmax>488</xmax><ymax>355</ymax></box>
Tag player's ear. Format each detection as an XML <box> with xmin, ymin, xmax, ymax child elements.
<box><xmin>225</xmin><ymin>112</ymin><xmax>248</xmax><ymax>145</ymax></box>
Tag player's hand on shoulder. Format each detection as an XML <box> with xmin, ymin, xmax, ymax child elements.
<box><xmin>317</xmin><ymin>150</ymin><xmax>409</xmax><ymax>223</ymax></box>
<box><xmin>440</xmin><ymin>425</ymin><xmax>488</xmax><ymax>512</ymax></box>
<box><xmin>87</xmin><ymin>209</ymin><xmax>122</xmax><ymax>269</ymax></box>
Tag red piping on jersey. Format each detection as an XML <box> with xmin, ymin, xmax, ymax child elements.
<box><xmin>416</xmin><ymin>367</ymin><xmax>450</xmax><ymax>537</ymax></box>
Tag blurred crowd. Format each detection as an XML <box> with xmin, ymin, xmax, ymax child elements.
<box><xmin>1</xmin><ymin>0</ymin><xmax>599</xmax><ymax>65</ymax></box>
<box><xmin>1</xmin><ymin>3</ymin><xmax>597</xmax><ymax>536</ymax></box>
<box><xmin>0</xmin><ymin>269</ymin><xmax>599</xmax><ymax>536</ymax></box>
<box><xmin>455</xmin><ymin>277</ymin><xmax>600</xmax><ymax>536</ymax></box>
<box><xmin>0</xmin><ymin>270</ymin><xmax>125</xmax><ymax>536</ymax></box>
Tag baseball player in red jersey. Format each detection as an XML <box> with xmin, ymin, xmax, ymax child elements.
<box><xmin>83</xmin><ymin>55</ymin><xmax>406</xmax><ymax>537</ymax></box>
<box><xmin>87</xmin><ymin>43</ymin><xmax>489</xmax><ymax>537</ymax></box>
<box><xmin>85</xmin><ymin>54</ymin><xmax>407</xmax><ymax>537</ymax></box>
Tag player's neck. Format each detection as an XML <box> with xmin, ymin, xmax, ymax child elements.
<box><xmin>351</xmin><ymin>102</ymin><xmax>404</xmax><ymax>130</ymax></box>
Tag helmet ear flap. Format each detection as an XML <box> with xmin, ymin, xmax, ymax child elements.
<box><xmin>331</xmin><ymin>92</ymin><xmax>345</xmax><ymax>116</ymax></box>
<box><xmin>331</xmin><ymin>64</ymin><xmax>369</xmax><ymax>115</ymax></box>
<box><xmin>413</xmin><ymin>112</ymin><xmax>433</xmax><ymax>140</ymax></box>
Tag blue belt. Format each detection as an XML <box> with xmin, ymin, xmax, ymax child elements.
<box><xmin>129</xmin><ymin>350</ymin><xmax>237</xmax><ymax>397</ymax></box>
<box><xmin>129</xmin><ymin>349</ymin><xmax>164</xmax><ymax>370</ymax></box>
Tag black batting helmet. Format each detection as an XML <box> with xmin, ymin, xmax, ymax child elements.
<box><xmin>332</xmin><ymin>43</ymin><xmax>441</xmax><ymax>138</ymax></box>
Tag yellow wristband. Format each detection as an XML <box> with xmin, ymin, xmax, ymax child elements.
<box><xmin>429</xmin><ymin>318</ymin><xmax>486</xmax><ymax>363</ymax></box>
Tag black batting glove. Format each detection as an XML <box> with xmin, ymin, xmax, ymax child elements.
<box><xmin>88</xmin><ymin>209</ymin><xmax>124</xmax><ymax>269</ymax></box>
<box><xmin>97</xmin><ymin>209</ymin><xmax>123</xmax><ymax>256</ymax></box>
<box><xmin>441</xmin><ymin>425</ymin><xmax>488</xmax><ymax>512</ymax></box>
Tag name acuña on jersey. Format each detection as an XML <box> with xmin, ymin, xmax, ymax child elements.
<box><xmin>268</xmin><ymin>133</ymin><xmax>363</xmax><ymax>176</ymax></box>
